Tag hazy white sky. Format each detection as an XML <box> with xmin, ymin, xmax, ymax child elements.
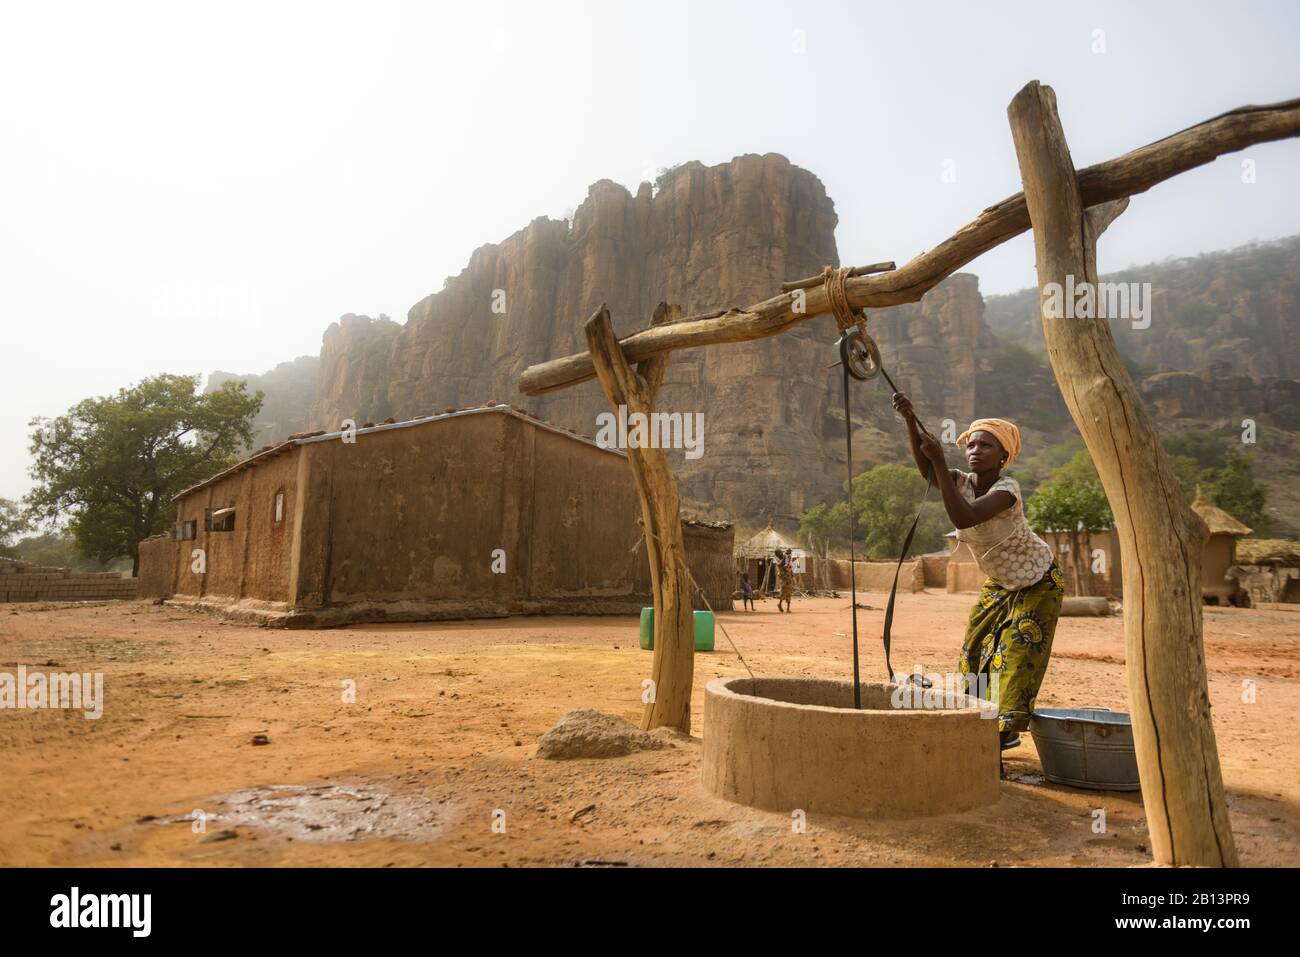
<box><xmin>2</xmin><ymin>0</ymin><xmax>1299</xmax><ymax>501</ymax></box>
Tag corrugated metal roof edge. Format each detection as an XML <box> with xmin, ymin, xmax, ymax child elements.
<box><xmin>172</xmin><ymin>405</ymin><xmax>626</xmax><ymax>503</ymax></box>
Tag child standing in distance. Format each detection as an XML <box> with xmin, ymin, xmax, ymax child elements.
<box><xmin>740</xmin><ymin>572</ymin><xmax>755</xmax><ymax>611</ymax></box>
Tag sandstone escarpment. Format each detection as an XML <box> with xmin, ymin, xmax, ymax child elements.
<box><xmin>1141</xmin><ymin>368</ymin><xmax>1300</xmax><ymax>424</ymax></box>
<box><xmin>308</xmin><ymin>153</ymin><xmax>992</xmax><ymax>532</ymax></box>
<box><xmin>983</xmin><ymin>235</ymin><xmax>1300</xmax><ymax>380</ymax></box>
<box><xmin>207</xmin><ymin>355</ymin><xmax>320</xmax><ymax>450</ymax></box>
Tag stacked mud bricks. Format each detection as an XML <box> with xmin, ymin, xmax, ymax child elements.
<box><xmin>0</xmin><ymin>557</ymin><xmax>137</xmax><ymax>602</ymax></box>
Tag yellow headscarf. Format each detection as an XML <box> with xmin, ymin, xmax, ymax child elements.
<box><xmin>956</xmin><ymin>418</ymin><xmax>1021</xmax><ymax>468</ymax></box>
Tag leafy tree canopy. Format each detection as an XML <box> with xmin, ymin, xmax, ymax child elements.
<box><xmin>848</xmin><ymin>463</ymin><xmax>947</xmax><ymax>559</ymax></box>
<box><xmin>798</xmin><ymin>500</ymin><xmax>849</xmax><ymax>558</ymax></box>
<box><xmin>26</xmin><ymin>373</ymin><xmax>263</xmax><ymax>572</ymax></box>
<box><xmin>1161</xmin><ymin>430</ymin><xmax>1230</xmax><ymax>471</ymax></box>
<box><xmin>1201</xmin><ymin>450</ymin><xmax>1269</xmax><ymax>532</ymax></box>
<box><xmin>800</xmin><ymin>464</ymin><xmax>946</xmax><ymax>561</ymax></box>
<box><xmin>1027</xmin><ymin>478</ymin><xmax>1113</xmax><ymax>534</ymax></box>
<box><xmin>0</xmin><ymin>497</ymin><xmax>31</xmax><ymax>557</ymax></box>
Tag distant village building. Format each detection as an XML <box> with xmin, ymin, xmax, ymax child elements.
<box><xmin>1190</xmin><ymin>487</ymin><xmax>1252</xmax><ymax>605</ymax></box>
<box><xmin>734</xmin><ymin>521</ymin><xmax>927</xmax><ymax>594</ymax></box>
<box><xmin>1035</xmin><ymin>527</ymin><xmax>1124</xmax><ymax>597</ymax></box>
<box><xmin>1230</xmin><ymin>538</ymin><xmax>1300</xmax><ymax>607</ymax></box>
<box><xmin>680</xmin><ymin>519</ymin><xmax>737</xmax><ymax>611</ymax></box>
<box><xmin>942</xmin><ymin>488</ymin><xmax>1257</xmax><ymax>604</ymax></box>
<box><xmin>735</xmin><ymin>521</ymin><xmax>803</xmax><ymax>594</ymax></box>
<box><xmin>138</xmin><ymin>405</ymin><xmax>732</xmax><ymax>626</ymax></box>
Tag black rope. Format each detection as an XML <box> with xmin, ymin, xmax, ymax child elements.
<box><xmin>840</xmin><ymin>340</ymin><xmax>937</xmax><ymax>700</ymax></box>
<box><xmin>842</xmin><ymin>358</ymin><xmax>862</xmax><ymax>709</ymax></box>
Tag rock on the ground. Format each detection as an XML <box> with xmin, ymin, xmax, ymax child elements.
<box><xmin>535</xmin><ymin>709</ymin><xmax>674</xmax><ymax>760</ymax></box>
<box><xmin>648</xmin><ymin>726</ymin><xmax>699</xmax><ymax>745</ymax></box>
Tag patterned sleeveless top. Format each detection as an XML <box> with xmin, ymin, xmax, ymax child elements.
<box><xmin>953</xmin><ymin>471</ymin><xmax>1054</xmax><ymax>590</ymax></box>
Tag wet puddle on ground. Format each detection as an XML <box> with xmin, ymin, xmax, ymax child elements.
<box><xmin>152</xmin><ymin>783</ymin><xmax>452</xmax><ymax>844</ymax></box>
<box><xmin>1003</xmin><ymin>770</ymin><xmax>1048</xmax><ymax>786</ymax></box>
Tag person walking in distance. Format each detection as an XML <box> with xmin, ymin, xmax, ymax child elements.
<box><xmin>776</xmin><ymin>548</ymin><xmax>796</xmax><ymax>613</ymax></box>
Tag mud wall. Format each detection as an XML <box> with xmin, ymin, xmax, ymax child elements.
<box><xmin>170</xmin><ymin>448</ymin><xmax>301</xmax><ymax>604</ymax></box>
<box><xmin>288</xmin><ymin>411</ymin><xmax>659</xmax><ymax>616</ymax></box>
<box><xmin>1202</xmin><ymin>535</ymin><xmax>1237</xmax><ymax>603</ymax></box>
<box><xmin>680</xmin><ymin>523</ymin><xmax>736</xmax><ymax>611</ymax></box>
<box><xmin>817</xmin><ymin>558</ymin><xmax>924</xmax><ymax>593</ymax></box>
<box><xmin>1038</xmin><ymin>529</ymin><xmax>1123</xmax><ymax>597</ymax></box>
<box><xmin>946</xmin><ymin>562</ymin><xmax>987</xmax><ymax>593</ymax></box>
<box><xmin>526</xmin><ymin>424</ymin><xmax>657</xmax><ymax>602</ymax></box>
<box><xmin>296</xmin><ymin>414</ymin><xmax>512</xmax><ymax>607</ymax></box>
<box><xmin>136</xmin><ymin>536</ymin><xmax>176</xmax><ymax>599</ymax></box>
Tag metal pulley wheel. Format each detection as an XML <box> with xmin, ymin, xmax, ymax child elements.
<box><xmin>838</xmin><ymin>325</ymin><xmax>881</xmax><ymax>381</ymax></box>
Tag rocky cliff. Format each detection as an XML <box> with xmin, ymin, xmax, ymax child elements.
<box><xmin>981</xmin><ymin>237</ymin><xmax>1300</xmax><ymax>534</ymax></box>
<box><xmin>983</xmin><ymin>235</ymin><xmax>1300</xmax><ymax>380</ymax></box>
<box><xmin>306</xmin><ymin>153</ymin><xmax>992</xmax><ymax>530</ymax></box>
<box><xmin>212</xmin><ymin>168</ymin><xmax>1300</xmax><ymax>535</ymax></box>
<box><xmin>207</xmin><ymin>355</ymin><xmax>319</xmax><ymax>450</ymax></box>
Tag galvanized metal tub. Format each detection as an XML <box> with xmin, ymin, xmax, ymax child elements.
<box><xmin>1028</xmin><ymin>707</ymin><xmax>1141</xmax><ymax>791</ymax></box>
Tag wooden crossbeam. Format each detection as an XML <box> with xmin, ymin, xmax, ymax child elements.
<box><xmin>519</xmin><ymin>95</ymin><xmax>1300</xmax><ymax>397</ymax></box>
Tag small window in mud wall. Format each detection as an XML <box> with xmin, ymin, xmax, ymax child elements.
<box><xmin>273</xmin><ymin>489</ymin><xmax>285</xmax><ymax>524</ymax></box>
<box><xmin>205</xmin><ymin>506</ymin><xmax>236</xmax><ymax>533</ymax></box>
<box><xmin>174</xmin><ymin>520</ymin><xmax>197</xmax><ymax>541</ymax></box>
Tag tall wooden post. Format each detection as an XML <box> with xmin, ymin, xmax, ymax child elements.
<box><xmin>585</xmin><ymin>303</ymin><xmax>696</xmax><ymax>732</ymax></box>
<box><xmin>1009</xmin><ymin>81</ymin><xmax>1238</xmax><ymax>866</ymax></box>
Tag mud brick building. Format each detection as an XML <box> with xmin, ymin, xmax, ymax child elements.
<box><xmin>139</xmin><ymin>405</ymin><xmax>731</xmax><ymax>626</ymax></box>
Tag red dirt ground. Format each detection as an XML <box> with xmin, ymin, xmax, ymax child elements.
<box><xmin>1</xmin><ymin>592</ymin><xmax>1296</xmax><ymax>867</ymax></box>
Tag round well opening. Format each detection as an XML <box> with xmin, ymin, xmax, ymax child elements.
<box><xmin>721</xmin><ymin>676</ymin><xmax>987</xmax><ymax>714</ymax></box>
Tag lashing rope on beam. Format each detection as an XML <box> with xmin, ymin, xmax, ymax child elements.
<box><xmin>821</xmin><ymin>264</ymin><xmax>867</xmax><ymax>335</ymax></box>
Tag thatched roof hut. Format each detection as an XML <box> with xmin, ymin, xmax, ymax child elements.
<box><xmin>1190</xmin><ymin>487</ymin><xmax>1252</xmax><ymax>603</ymax></box>
<box><xmin>735</xmin><ymin>520</ymin><xmax>802</xmax><ymax>559</ymax></box>
<box><xmin>1191</xmin><ymin>487</ymin><xmax>1253</xmax><ymax>537</ymax></box>
<box><xmin>1236</xmin><ymin>538</ymin><xmax>1300</xmax><ymax>566</ymax></box>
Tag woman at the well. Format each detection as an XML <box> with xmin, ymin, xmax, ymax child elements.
<box><xmin>892</xmin><ymin>393</ymin><xmax>1065</xmax><ymax>751</ymax></box>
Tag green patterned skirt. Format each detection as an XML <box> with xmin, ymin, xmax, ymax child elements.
<box><xmin>958</xmin><ymin>561</ymin><xmax>1065</xmax><ymax>733</ymax></box>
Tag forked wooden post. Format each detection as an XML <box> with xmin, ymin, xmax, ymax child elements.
<box><xmin>584</xmin><ymin>303</ymin><xmax>696</xmax><ymax>732</ymax></box>
<box><xmin>1009</xmin><ymin>81</ymin><xmax>1238</xmax><ymax>866</ymax></box>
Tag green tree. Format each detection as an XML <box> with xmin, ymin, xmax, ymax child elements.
<box><xmin>798</xmin><ymin>501</ymin><xmax>847</xmax><ymax>559</ymax></box>
<box><xmin>1012</xmin><ymin>435</ymin><xmax>1086</xmax><ymax>495</ymax></box>
<box><xmin>1053</xmin><ymin>447</ymin><xmax>1100</xmax><ymax>484</ymax></box>
<box><xmin>1046</xmin><ymin>445</ymin><xmax>1207</xmax><ymax>506</ymax></box>
<box><xmin>0</xmin><ymin>497</ymin><xmax>30</xmax><ymax>558</ymax></box>
<box><xmin>1161</xmin><ymin>430</ymin><xmax>1229</xmax><ymax>471</ymax></box>
<box><xmin>849</xmin><ymin>463</ymin><xmax>946</xmax><ymax>559</ymax></box>
<box><xmin>1200</xmin><ymin>450</ymin><xmax>1268</xmax><ymax>533</ymax></box>
<box><xmin>1027</xmin><ymin>479</ymin><xmax>1113</xmax><ymax>595</ymax></box>
<box><xmin>1166</xmin><ymin>454</ymin><xmax>1202</xmax><ymax>501</ymax></box>
<box><xmin>26</xmin><ymin>374</ymin><xmax>263</xmax><ymax>575</ymax></box>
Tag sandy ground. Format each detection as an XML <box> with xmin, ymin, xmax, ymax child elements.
<box><xmin>1</xmin><ymin>592</ymin><xmax>1297</xmax><ymax>867</ymax></box>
